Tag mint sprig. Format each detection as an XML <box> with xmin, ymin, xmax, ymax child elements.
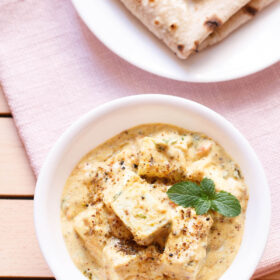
<box><xmin>167</xmin><ymin>178</ymin><xmax>241</xmax><ymax>217</ymax></box>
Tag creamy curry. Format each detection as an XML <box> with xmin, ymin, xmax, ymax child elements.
<box><xmin>61</xmin><ymin>123</ymin><xmax>248</xmax><ymax>280</ymax></box>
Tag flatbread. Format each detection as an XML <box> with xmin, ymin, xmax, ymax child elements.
<box><xmin>120</xmin><ymin>0</ymin><xmax>252</xmax><ymax>59</ymax></box>
<box><xmin>199</xmin><ymin>0</ymin><xmax>275</xmax><ymax>50</ymax></box>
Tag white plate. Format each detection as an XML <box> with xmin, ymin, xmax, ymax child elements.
<box><xmin>34</xmin><ymin>94</ymin><xmax>271</xmax><ymax>280</ymax></box>
<box><xmin>71</xmin><ymin>0</ymin><xmax>280</xmax><ymax>82</ymax></box>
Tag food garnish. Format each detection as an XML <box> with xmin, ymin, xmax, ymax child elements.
<box><xmin>167</xmin><ymin>178</ymin><xmax>241</xmax><ymax>217</ymax></box>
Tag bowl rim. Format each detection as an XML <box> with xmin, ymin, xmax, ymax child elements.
<box><xmin>34</xmin><ymin>94</ymin><xmax>271</xmax><ymax>280</ymax></box>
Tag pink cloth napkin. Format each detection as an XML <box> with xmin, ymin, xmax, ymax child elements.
<box><xmin>0</xmin><ymin>0</ymin><xmax>279</xmax><ymax>278</ymax></box>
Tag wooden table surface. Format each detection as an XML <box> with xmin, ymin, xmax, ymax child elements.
<box><xmin>0</xmin><ymin>86</ymin><xmax>279</xmax><ymax>280</ymax></box>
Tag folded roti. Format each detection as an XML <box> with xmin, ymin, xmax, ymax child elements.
<box><xmin>120</xmin><ymin>0</ymin><xmax>252</xmax><ymax>59</ymax></box>
<box><xmin>199</xmin><ymin>0</ymin><xmax>275</xmax><ymax>51</ymax></box>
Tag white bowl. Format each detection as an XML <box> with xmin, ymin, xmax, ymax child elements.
<box><xmin>34</xmin><ymin>94</ymin><xmax>271</xmax><ymax>280</ymax></box>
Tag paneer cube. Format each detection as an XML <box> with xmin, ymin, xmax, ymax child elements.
<box><xmin>109</xmin><ymin>148</ymin><xmax>139</xmax><ymax>173</ymax></box>
<box><xmin>161</xmin><ymin>208</ymin><xmax>213</xmax><ymax>280</ymax></box>
<box><xmin>106</xmin><ymin>208</ymin><xmax>133</xmax><ymax>240</ymax></box>
<box><xmin>138</xmin><ymin>137</ymin><xmax>186</xmax><ymax>181</ymax></box>
<box><xmin>74</xmin><ymin>203</ymin><xmax>110</xmax><ymax>265</ymax></box>
<box><xmin>106</xmin><ymin>180</ymin><xmax>171</xmax><ymax>246</ymax></box>
<box><xmin>103</xmin><ymin>169</ymin><xmax>143</xmax><ymax>208</ymax></box>
<box><xmin>103</xmin><ymin>238</ymin><xmax>161</xmax><ymax>280</ymax></box>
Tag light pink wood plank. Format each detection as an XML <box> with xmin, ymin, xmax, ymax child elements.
<box><xmin>0</xmin><ymin>118</ymin><xmax>36</xmax><ymax>196</ymax></box>
<box><xmin>0</xmin><ymin>85</ymin><xmax>10</xmax><ymax>114</ymax></box>
<box><xmin>0</xmin><ymin>200</ymin><xmax>52</xmax><ymax>277</ymax></box>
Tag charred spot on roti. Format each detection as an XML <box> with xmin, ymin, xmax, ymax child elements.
<box><xmin>170</xmin><ymin>23</ymin><xmax>177</xmax><ymax>31</ymax></box>
<box><xmin>204</xmin><ymin>16</ymin><xmax>222</xmax><ymax>31</ymax></box>
<box><xmin>193</xmin><ymin>41</ymin><xmax>200</xmax><ymax>53</ymax></box>
<box><xmin>243</xmin><ymin>5</ymin><xmax>258</xmax><ymax>16</ymax></box>
<box><xmin>177</xmin><ymin>44</ymin><xmax>184</xmax><ymax>52</ymax></box>
<box><xmin>154</xmin><ymin>19</ymin><xmax>160</xmax><ymax>26</ymax></box>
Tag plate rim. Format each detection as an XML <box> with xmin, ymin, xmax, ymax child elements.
<box><xmin>71</xmin><ymin>0</ymin><xmax>280</xmax><ymax>83</ymax></box>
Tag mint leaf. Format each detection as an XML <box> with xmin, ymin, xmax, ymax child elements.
<box><xmin>211</xmin><ymin>191</ymin><xmax>241</xmax><ymax>217</ymax></box>
<box><xmin>195</xmin><ymin>199</ymin><xmax>211</xmax><ymax>215</ymax></box>
<box><xmin>200</xmin><ymin>178</ymin><xmax>216</xmax><ymax>199</ymax></box>
<box><xmin>167</xmin><ymin>181</ymin><xmax>201</xmax><ymax>207</ymax></box>
<box><xmin>167</xmin><ymin>178</ymin><xmax>241</xmax><ymax>217</ymax></box>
